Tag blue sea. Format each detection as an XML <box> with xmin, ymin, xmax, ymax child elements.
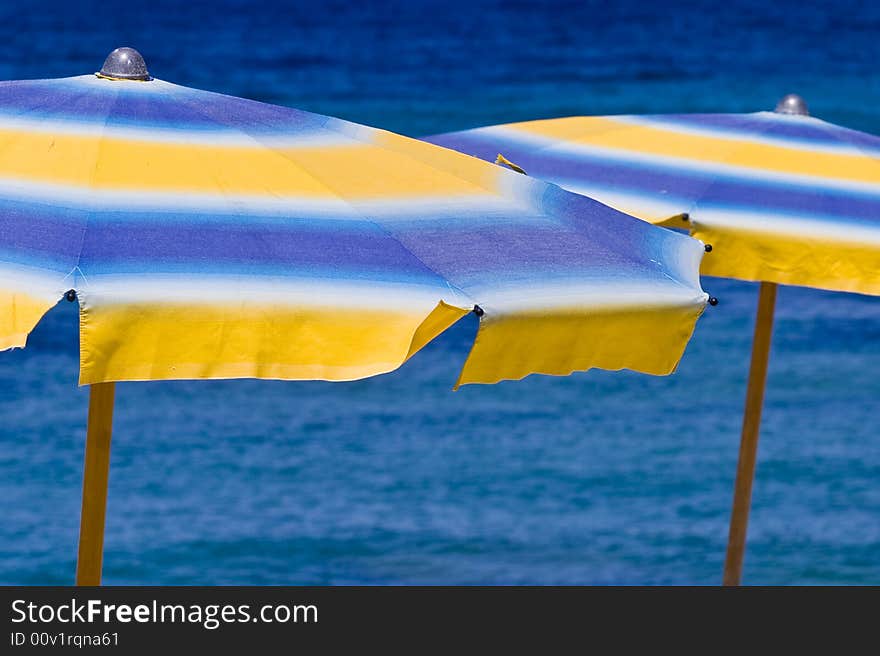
<box><xmin>1</xmin><ymin>0</ymin><xmax>878</xmax><ymax>585</ymax></box>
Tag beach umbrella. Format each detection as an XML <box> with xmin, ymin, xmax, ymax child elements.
<box><xmin>427</xmin><ymin>97</ymin><xmax>880</xmax><ymax>584</ymax></box>
<box><xmin>0</xmin><ymin>49</ymin><xmax>710</xmax><ymax>584</ymax></box>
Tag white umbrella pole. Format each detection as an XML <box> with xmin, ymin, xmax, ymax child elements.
<box><xmin>75</xmin><ymin>382</ymin><xmax>116</xmax><ymax>586</ymax></box>
<box><xmin>723</xmin><ymin>282</ymin><xmax>777</xmax><ymax>585</ymax></box>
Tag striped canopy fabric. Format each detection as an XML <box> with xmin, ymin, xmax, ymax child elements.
<box><xmin>0</xmin><ymin>75</ymin><xmax>708</xmax><ymax>387</ymax></box>
<box><xmin>427</xmin><ymin>113</ymin><xmax>880</xmax><ymax>296</ymax></box>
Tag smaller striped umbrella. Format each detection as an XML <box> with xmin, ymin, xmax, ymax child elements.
<box><xmin>0</xmin><ymin>49</ymin><xmax>710</xmax><ymax>584</ymax></box>
<box><xmin>428</xmin><ymin>97</ymin><xmax>880</xmax><ymax>584</ymax></box>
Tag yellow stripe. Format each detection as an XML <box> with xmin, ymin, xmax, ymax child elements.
<box><xmin>0</xmin><ymin>289</ymin><xmax>57</xmax><ymax>350</ymax></box>
<box><xmin>0</xmin><ymin>128</ymin><xmax>492</xmax><ymax>197</ymax></box>
<box><xmin>78</xmin><ymin>300</ymin><xmax>468</xmax><ymax>384</ymax></box>
<box><xmin>372</xmin><ymin>130</ymin><xmax>502</xmax><ymax>194</ymax></box>
<box><xmin>456</xmin><ymin>302</ymin><xmax>704</xmax><ymax>387</ymax></box>
<box><xmin>693</xmin><ymin>224</ymin><xmax>880</xmax><ymax>295</ymax></box>
<box><xmin>508</xmin><ymin>116</ymin><xmax>880</xmax><ymax>185</ymax></box>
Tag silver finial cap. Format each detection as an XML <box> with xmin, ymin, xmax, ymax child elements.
<box><xmin>774</xmin><ymin>94</ymin><xmax>808</xmax><ymax>116</ymax></box>
<box><xmin>98</xmin><ymin>47</ymin><xmax>150</xmax><ymax>81</ymax></box>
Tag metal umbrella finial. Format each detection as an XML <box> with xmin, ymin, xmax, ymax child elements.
<box><xmin>774</xmin><ymin>94</ymin><xmax>809</xmax><ymax>116</ymax></box>
<box><xmin>98</xmin><ymin>47</ymin><xmax>150</xmax><ymax>81</ymax></box>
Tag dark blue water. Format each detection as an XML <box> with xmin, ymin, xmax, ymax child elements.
<box><xmin>1</xmin><ymin>0</ymin><xmax>879</xmax><ymax>585</ymax></box>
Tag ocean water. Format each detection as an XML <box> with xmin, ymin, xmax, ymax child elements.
<box><xmin>1</xmin><ymin>0</ymin><xmax>879</xmax><ymax>585</ymax></box>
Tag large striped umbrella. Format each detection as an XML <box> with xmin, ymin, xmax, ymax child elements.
<box><xmin>427</xmin><ymin>96</ymin><xmax>880</xmax><ymax>584</ymax></box>
<box><xmin>0</xmin><ymin>49</ymin><xmax>709</xmax><ymax>584</ymax></box>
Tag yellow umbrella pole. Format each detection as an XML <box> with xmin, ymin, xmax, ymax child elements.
<box><xmin>723</xmin><ymin>281</ymin><xmax>777</xmax><ymax>585</ymax></box>
<box><xmin>75</xmin><ymin>382</ymin><xmax>116</xmax><ymax>586</ymax></box>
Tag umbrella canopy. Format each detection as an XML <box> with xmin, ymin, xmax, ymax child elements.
<box><xmin>0</xmin><ymin>49</ymin><xmax>710</xmax><ymax>585</ymax></box>
<box><xmin>0</xmin><ymin>67</ymin><xmax>709</xmax><ymax>389</ymax></box>
<box><xmin>428</xmin><ymin>101</ymin><xmax>880</xmax><ymax>585</ymax></box>
<box><xmin>427</xmin><ymin>109</ymin><xmax>880</xmax><ymax>296</ymax></box>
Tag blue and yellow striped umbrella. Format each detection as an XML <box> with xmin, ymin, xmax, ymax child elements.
<box><xmin>0</xmin><ymin>50</ymin><xmax>710</xmax><ymax>584</ymax></box>
<box><xmin>428</xmin><ymin>100</ymin><xmax>880</xmax><ymax>585</ymax></box>
<box><xmin>427</xmin><ymin>108</ymin><xmax>880</xmax><ymax>296</ymax></box>
<box><xmin>0</xmin><ymin>72</ymin><xmax>709</xmax><ymax>389</ymax></box>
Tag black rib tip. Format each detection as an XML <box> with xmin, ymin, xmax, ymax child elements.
<box><xmin>681</xmin><ymin>213</ymin><xmax>690</xmax><ymax>222</ymax></box>
<box><xmin>708</xmin><ymin>296</ymin><xmax>719</xmax><ymax>306</ymax></box>
<box><xmin>704</xmin><ymin>243</ymin><xmax>713</xmax><ymax>253</ymax></box>
<box><xmin>65</xmin><ymin>289</ymin><xmax>77</xmax><ymax>302</ymax></box>
<box><xmin>473</xmin><ymin>305</ymin><xmax>484</xmax><ymax>317</ymax></box>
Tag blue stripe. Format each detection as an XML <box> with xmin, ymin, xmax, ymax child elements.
<box><xmin>645</xmin><ymin>113</ymin><xmax>880</xmax><ymax>152</ymax></box>
<box><xmin>76</xmin><ymin>221</ymin><xmax>449</xmax><ymax>284</ymax></box>
<box><xmin>385</xmin><ymin>202</ymin><xmax>692</xmax><ymax>289</ymax></box>
<box><xmin>427</xmin><ymin>132</ymin><xmax>880</xmax><ymax>229</ymax></box>
<box><xmin>423</xmin><ymin>132</ymin><xmax>505</xmax><ymax>165</ymax></box>
<box><xmin>0</xmin><ymin>199</ymin><xmax>86</xmax><ymax>263</ymax></box>
<box><xmin>0</xmin><ymin>76</ymin><xmax>330</xmax><ymax>136</ymax></box>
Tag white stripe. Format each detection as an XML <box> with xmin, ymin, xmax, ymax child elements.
<box><xmin>0</xmin><ymin>262</ymin><xmax>71</xmax><ymax>298</ymax></box>
<box><xmin>0</xmin><ymin>113</ymin><xmax>354</xmax><ymax>148</ymax></box>
<box><xmin>0</xmin><ymin>178</ymin><xmax>506</xmax><ymax>220</ymax></box>
<box><xmin>79</xmin><ymin>274</ymin><xmax>470</xmax><ymax>312</ymax></box>
<box><xmin>473</xmin><ymin>279</ymin><xmax>707</xmax><ymax>314</ymax></box>
<box><xmin>693</xmin><ymin>206</ymin><xmax>880</xmax><ymax>246</ymax></box>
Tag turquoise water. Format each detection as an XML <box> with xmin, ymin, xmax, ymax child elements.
<box><xmin>1</xmin><ymin>0</ymin><xmax>879</xmax><ymax>585</ymax></box>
